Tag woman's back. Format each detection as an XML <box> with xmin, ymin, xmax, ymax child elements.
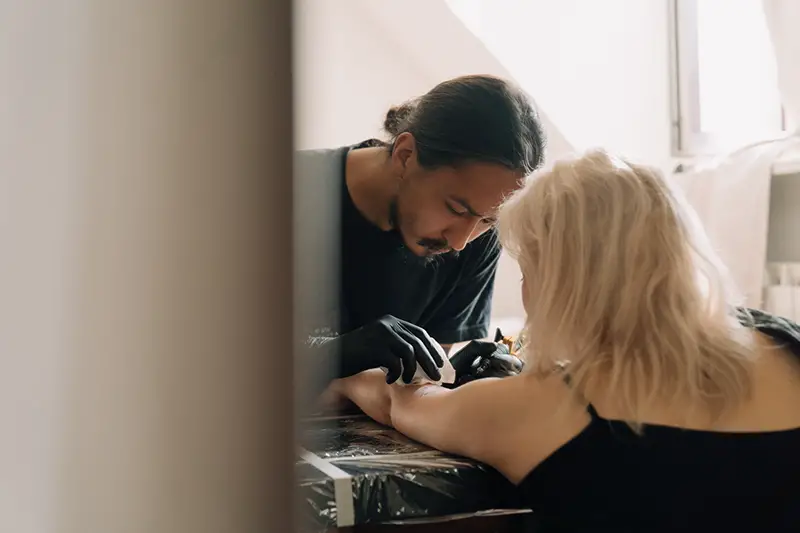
<box><xmin>518</xmin><ymin>401</ymin><xmax>800</xmax><ymax>531</ymax></box>
<box><xmin>504</xmin><ymin>313</ymin><xmax>800</xmax><ymax>531</ymax></box>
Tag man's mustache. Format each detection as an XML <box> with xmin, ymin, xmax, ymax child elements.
<box><xmin>417</xmin><ymin>238</ymin><xmax>450</xmax><ymax>254</ymax></box>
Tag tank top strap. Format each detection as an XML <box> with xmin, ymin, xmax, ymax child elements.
<box><xmin>559</xmin><ymin>369</ymin><xmax>603</xmax><ymax>422</ymax></box>
<box><xmin>586</xmin><ymin>402</ymin><xmax>603</xmax><ymax>421</ymax></box>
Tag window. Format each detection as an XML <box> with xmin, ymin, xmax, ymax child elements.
<box><xmin>670</xmin><ymin>0</ymin><xmax>787</xmax><ymax>156</ymax></box>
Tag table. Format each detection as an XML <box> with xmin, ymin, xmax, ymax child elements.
<box><xmin>321</xmin><ymin>512</ymin><xmax>539</xmax><ymax>532</ymax></box>
<box><xmin>296</xmin><ymin>409</ymin><xmax>535</xmax><ymax>532</ymax></box>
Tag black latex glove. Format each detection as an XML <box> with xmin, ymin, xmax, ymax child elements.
<box><xmin>448</xmin><ymin>340</ymin><xmax>524</xmax><ymax>387</ymax></box>
<box><xmin>323</xmin><ymin>315</ymin><xmax>445</xmax><ymax>384</ymax></box>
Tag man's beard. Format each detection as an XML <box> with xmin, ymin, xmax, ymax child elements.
<box><xmin>388</xmin><ymin>197</ymin><xmax>452</xmax><ymax>260</ymax></box>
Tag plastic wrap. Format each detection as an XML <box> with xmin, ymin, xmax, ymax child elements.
<box><xmin>297</xmin><ymin>413</ymin><xmax>524</xmax><ymax>531</ymax></box>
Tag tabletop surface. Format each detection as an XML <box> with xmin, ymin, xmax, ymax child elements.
<box><xmin>296</xmin><ymin>408</ymin><xmax>528</xmax><ymax>531</ymax></box>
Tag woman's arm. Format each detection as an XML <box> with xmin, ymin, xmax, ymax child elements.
<box><xmin>327</xmin><ymin>370</ymin><xmax>394</xmax><ymax>426</ymax></box>
<box><xmin>333</xmin><ymin>369</ymin><xmax>591</xmax><ymax>485</ymax></box>
<box><xmin>333</xmin><ymin>369</ymin><xmax>519</xmax><ymax>464</ymax></box>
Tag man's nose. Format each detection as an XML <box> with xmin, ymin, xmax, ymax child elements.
<box><xmin>446</xmin><ymin>219</ymin><xmax>480</xmax><ymax>252</ymax></box>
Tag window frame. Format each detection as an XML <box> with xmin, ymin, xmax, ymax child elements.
<box><xmin>668</xmin><ymin>0</ymin><xmax>787</xmax><ymax>157</ymax></box>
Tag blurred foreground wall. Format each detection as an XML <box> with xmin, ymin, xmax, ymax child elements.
<box><xmin>0</xmin><ymin>2</ymin><xmax>294</xmax><ymax>532</ymax></box>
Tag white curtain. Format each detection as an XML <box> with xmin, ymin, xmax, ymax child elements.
<box><xmin>672</xmin><ymin>0</ymin><xmax>800</xmax><ymax>310</ymax></box>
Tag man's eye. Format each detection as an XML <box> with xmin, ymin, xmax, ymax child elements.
<box><xmin>446</xmin><ymin>202</ymin><xmax>467</xmax><ymax>216</ymax></box>
<box><xmin>482</xmin><ymin>218</ymin><xmax>497</xmax><ymax>226</ymax></box>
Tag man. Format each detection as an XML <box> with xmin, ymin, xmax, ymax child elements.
<box><xmin>295</xmin><ymin>75</ymin><xmax>546</xmax><ymax>396</ymax></box>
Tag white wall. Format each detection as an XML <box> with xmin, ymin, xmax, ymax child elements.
<box><xmin>293</xmin><ymin>1</ymin><xmax>431</xmax><ymax>149</ymax></box>
<box><xmin>295</xmin><ymin>0</ymin><xmax>673</xmax><ymax>332</ymax></box>
<box><xmin>451</xmin><ymin>0</ymin><xmax>674</xmax><ymax>174</ymax></box>
<box><xmin>294</xmin><ymin>0</ymin><xmax>574</xmax><ymax>155</ymax></box>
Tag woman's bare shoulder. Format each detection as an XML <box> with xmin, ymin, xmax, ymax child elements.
<box><xmin>459</xmin><ymin>372</ymin><xmax>592</xmax><ymax>483</ymax></box>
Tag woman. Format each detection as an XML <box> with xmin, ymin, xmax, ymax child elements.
<box><xmin>326</xmin><ymin>150</ymin><xmax>800</xmax><ymax>531</ymax></box>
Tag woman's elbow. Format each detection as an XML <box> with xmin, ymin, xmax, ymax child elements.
<box><xmin>386</xmin><ymin>387</ymin><xmax>413</xmax><ymax>430</ymax></box>
<box><xmin>373</xmin><ymin>393</ymin><xmax>393</xmax><ymax>427</ymax></box>
<box><xmin>386</xmin><ymin>385</ymin><xmax>437</xmax><ymax>436</ymax></box>
<box><xmin>360</xmin><ymin>383</ymin><xmax>394</xmax><ymax>427</ymax></box>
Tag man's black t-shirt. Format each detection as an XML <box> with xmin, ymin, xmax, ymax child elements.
<box><xmin>295</xmin><ymin>140</ymin><xmax>500</xmax><ymax>345</ymax></box>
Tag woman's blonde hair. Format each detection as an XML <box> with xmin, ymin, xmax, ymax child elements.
<box><xmin>498</xmin><ymin>149</ymin><xmax>755</xmax><ymax>428</ymax></box>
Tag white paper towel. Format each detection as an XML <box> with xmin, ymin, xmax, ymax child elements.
<box><xmin>383</xmin><ymin>341</ymin><xmax>456</xmax><ymax>386</ymax></box>
<box><xmin>407</xmin><ymin>355</ymin><xmax>456</xmax><ymax>386</ymax></box>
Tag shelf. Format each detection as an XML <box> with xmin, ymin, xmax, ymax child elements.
<box><xmin>773</xmin><ymin>149</ymin><xmax>800</xmax><ymax>176</ymax></box>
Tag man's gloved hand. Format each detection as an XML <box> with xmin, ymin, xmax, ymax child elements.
<box><xmin>448</xmin><ymin>340</ymin><xmax>524</xmax><ymax>387</ymax></box>
<box><xmin>330</xmin><ymin>315</ymin><xmax>446</xmax><ymax>384</ymax></box>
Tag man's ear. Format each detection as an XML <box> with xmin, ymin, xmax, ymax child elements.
<box><xmin>390</xmin><ymin>132</ymin><xmax>416</xmax><ymax>176</ymax></box>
